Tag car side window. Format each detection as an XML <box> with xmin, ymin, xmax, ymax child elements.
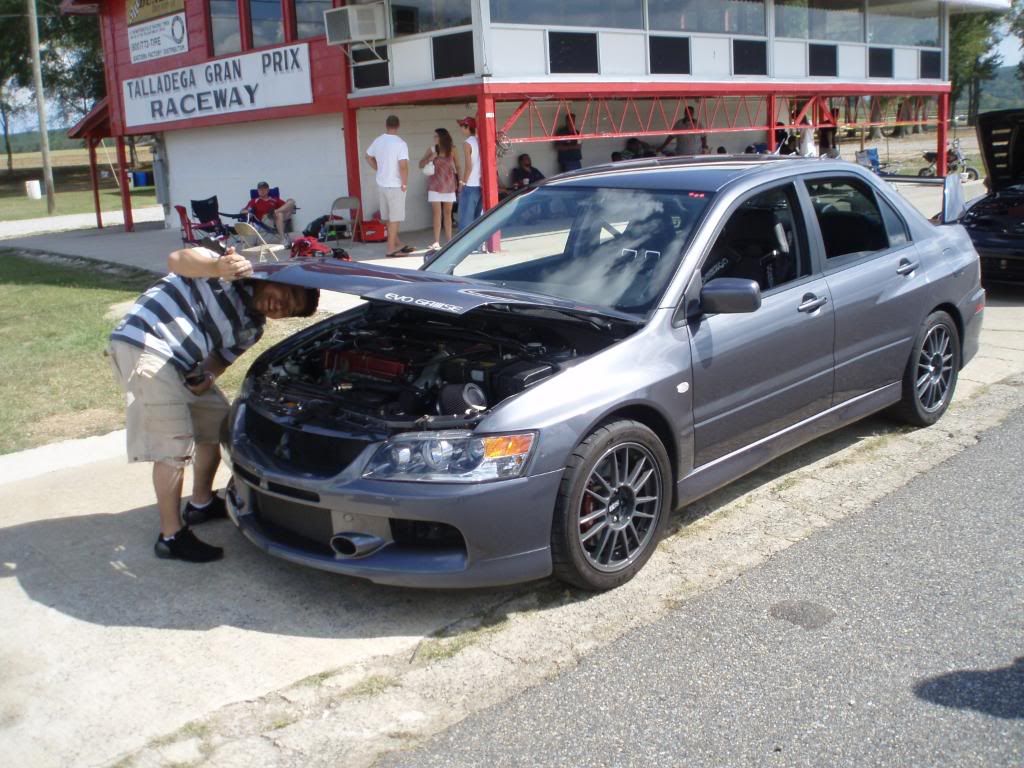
<box><xmin>877</xmin><ymin>194</ymin><xmax>910</xmax><ymax>246</ymax></box>
<box><xmin>804</xmin><ymin>178</ymin><xmax>893</xmax><ymax>259</ymax></box>
<box><xmin>701</xmin><ymin>184</ymin><xmax>809</xmax><ymax>292</ymax></box>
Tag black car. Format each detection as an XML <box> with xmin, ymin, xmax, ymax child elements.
<box><xmin>961</xmin><ymin>109</ymin><xmax>1024</xmax><ymax>283</ymax></box>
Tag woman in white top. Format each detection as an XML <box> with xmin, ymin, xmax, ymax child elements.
<box><xmin>456</xmin><ymin>116</ymin><xmax>482</xmax><ymax>231</ymax></box>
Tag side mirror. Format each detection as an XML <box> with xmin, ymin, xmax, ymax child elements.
<box><xmin>700</xmin><ymin>277</ymin><xmax>762</xmax><ymax>314</ymax></box>
<box><xmin>941</xmin><ymin>173</ymin><xmax>966</xmax><ymax>224</ymax></box>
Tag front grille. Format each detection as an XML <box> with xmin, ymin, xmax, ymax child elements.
<box><xmin>245</xmin><ymin>406</ymin><xmax>371</xmax><ymax>477</ymax></box>
<box><xmin>252</xmin><ymin>490</ymin><xmax>334</xmax><ymax>556</ymax></box>
<box><xmin>390</xmin><ymin>518</ymin><xmax>466</xmax><ymax>552</ymax></box>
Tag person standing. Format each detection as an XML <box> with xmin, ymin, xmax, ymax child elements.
<box><xmin>658</xmin><ymin>106</ymin><xmax>708</xmax><ymax>156</ymax></box>
<box><xmin>107</xmin><ymin>243</ymin><xmax>319</xmax><ymax>562</ymax></box>
<box><xmin>366</xmin><ymin>115</ymin><xmax>413</xmax><ymax>257</ymax></box>
<box><xmin>457</xmin><ymin>116</ymin><xmax>482</xmax><ymax>231</ymax></box>
<box><xmin>554</xmin><ymin>113</ymin><xmax>583</xmax><ymax>173</ymax></box>
<box><xmin>419</xmin><ymin>127</ymin><xmax>460</xmax><ymax>251</ymax></box>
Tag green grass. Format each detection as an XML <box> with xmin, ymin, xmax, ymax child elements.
<box><xmin>0</xmin><ymin>159</ymin><xmax>157</xmax><ymax>221</ymax></box>
<box><xmin>0</xmin><ymin>251</ymin><xmax>317</xmax><ymax>455</ymax></box>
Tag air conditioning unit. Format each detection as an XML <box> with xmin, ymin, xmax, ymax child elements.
<box><xmin>325</xmin><ymin>3</ymin><xmax>387</xmax><ymax>45</ymax></box>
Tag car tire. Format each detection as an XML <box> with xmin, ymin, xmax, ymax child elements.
<box><xmin>890</xmin><ymin>310</ymin><xmax>960</xmax><ymax>427</ymax></box>
<box><xmin>964</xmin><ymin>167</ymin><xmax>980</xmax><ymax>181</ymax></box>
<box><xmin>918</xmin><ymin>167</ymin><xmax>935</xmax><ymax>178</ymax></box>
<box><xmin>550</xmin><ymin>420</ymin><xmax>671</xmax><ymax>591</ymax></box>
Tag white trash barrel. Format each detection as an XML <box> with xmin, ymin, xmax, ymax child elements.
<box><xmin>25</xmin><ymin>180</ymin><xmax>42</xmax><ymax>200</ymax></box>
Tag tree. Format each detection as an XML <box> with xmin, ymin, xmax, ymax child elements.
<box><xmin>0</xmin><ymin>0</ymin><xmax>33</xmax><ymax>169</ymax></box>
<box><xmin>0</xmin><ymin>89</ymin><xmax>31</xmax><ymax>170</ymax></box>
<box><xmin>950</xmin><ymin>11</ymin><xmax>1004</xmax><ymax>124</ymax></box>
<box><xmin>40</xmin><ymin>9</ymin><xmax>105</xmax><ymax>124</ymax></box>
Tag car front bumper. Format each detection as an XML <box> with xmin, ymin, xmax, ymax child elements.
<box><xmin>224</xmin><ymin>440</ymin><xmax>563</xmax><ymax>588</ymax></box>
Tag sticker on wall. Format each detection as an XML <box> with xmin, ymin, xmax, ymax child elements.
<box><xmin>122</xmin><ymin>44</ymin><xmax>314</xmax><ymax>128</ymax></box>
<box><xmin>128</xmin><ymin>11</ymin><xmax>189</xmax><ymax>64</ymax></box>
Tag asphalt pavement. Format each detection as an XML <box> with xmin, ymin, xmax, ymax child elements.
<box><xmin>382</xmin><ymin>406</ymin><xmax>1024</xmax><ymax>768</ymax></box>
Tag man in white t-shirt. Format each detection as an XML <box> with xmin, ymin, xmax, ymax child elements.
<box><xmin>366</xmin><ymin>114</ymin><xmax>411</xmax><ymax>257</ymax></box>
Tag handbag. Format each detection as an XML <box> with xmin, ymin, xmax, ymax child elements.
<box><xmin>422</xmin><ymin>160</ymin><xmax>436</xmax><ymax>176</ymax></box>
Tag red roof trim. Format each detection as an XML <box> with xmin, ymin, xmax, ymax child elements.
<box><xmin>68</xmin><ymin>98</ymin><xmax>110</xmax><ymax>139</ymax></box>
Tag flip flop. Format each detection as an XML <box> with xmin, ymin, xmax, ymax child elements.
<box><xmin>385</xmin><ymin>250</ymin><xmax>402</xmax><ymax>258</ymax></box>
<box><xmin>398</xmin><ymin>245</ymin><xmax>416</xmax><ymax>253</ymax></box>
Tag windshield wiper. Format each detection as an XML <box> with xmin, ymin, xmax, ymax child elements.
<box><xmin>498</xmin><ymin>304</ymin><xmax>642</xmax><ymax>332</ymax></box>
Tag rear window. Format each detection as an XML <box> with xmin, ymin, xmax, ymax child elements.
<box><xmin>804</xmin><ymin>178</ymin><xmax>890</xmax><ymax>259</ymax></box>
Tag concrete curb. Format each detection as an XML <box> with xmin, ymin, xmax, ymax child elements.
<box><xmin>0</xmin><ymin>430</ymin><xmax>126</xmax><ymax>486</ymax></box>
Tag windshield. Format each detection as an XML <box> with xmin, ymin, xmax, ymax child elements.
<box><xmin>424</xmin><ymin>186</ymin><xmax>713</xmax><ymax>317</ymax></box>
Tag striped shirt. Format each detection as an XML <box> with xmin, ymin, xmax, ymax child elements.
<box><xmin>110</xmin><ymin>269</ymin><xmax>265</xmax><ymax>373</ymax></box>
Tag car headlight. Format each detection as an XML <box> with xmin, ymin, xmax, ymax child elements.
<box><xmin>363</xmin><ymin>430</ymin><xmax>536</xmax><ymax>483</ymax></box>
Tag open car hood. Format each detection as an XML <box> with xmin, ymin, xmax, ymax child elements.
<box><xmin>249</xmin><ymin>259</ymin><xmax>641</xmax><ymax>325</ymax></box>
<box><xmin>976</xmin><ymin>110</ymin><xmax>1024</xmax><ymax>193</ymax></box>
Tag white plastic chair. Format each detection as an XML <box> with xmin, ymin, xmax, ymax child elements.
<box><xmin>234</xmin><ymin>221</ymin><xmax>287</xmax><ymax>262</ymax></box>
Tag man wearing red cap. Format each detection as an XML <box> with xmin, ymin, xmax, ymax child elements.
<box><xmin>457</xmin><ymin>116</ymin><xmax>482</xmax><ymax>230</ymax></box>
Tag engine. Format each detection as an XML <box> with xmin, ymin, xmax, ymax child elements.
<box><xmin>247</xmin><ymin>307</ymin><xmax>585</xmax><ymax>428</ymax></box>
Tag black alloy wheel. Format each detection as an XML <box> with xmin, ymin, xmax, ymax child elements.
<box><xmin>891</xmin><ymin>310</ymin><xmax>961</xmax><ymax>427</ymax></box>
<box><xmin>551</xmin><ymin>420</ymin><xmax>671</xmax><ymax>591</ymax></box>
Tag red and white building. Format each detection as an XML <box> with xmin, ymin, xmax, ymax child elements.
<box><xmin>64</xmin><ymin>0</ymin><xmax>1009</xmax><ymax>234</ymax></box>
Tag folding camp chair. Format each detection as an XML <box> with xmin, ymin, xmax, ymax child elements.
<box><xmin>174</xmin><ymin>205</ymin><xmax>213</xmax><ymax>246</ymax></box>
<box><xmin>234</xmin><ymin>221</ymin><xmax>287</xmax><ymax>262</ymax></box>
<box><xmin>855</xmin><ymin>148</ymin><xmax>896</xmax><ymax>176</ymax></box>
<box><xmin>189</xmin><ymin>196</ymin><xmax>239</xmax><ymax>238</ymax></box>
<box><xmin>321</xmin><ymin>195</ymin><xmax>363</xmax><ymax>245</ymax></box>
<box><xmin>245</xmin><ymin>186</ymin><xmax>297</xmax><ymax>240</ymax></box>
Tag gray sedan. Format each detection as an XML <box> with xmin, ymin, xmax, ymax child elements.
<box><xmin>224</xmin><ymin>157</ymin><xmax>984</xmax><ymax>590</ymax></box>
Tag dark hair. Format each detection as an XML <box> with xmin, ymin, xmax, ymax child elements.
<box><xmin>517</xmin><ymin>153</ymin><xmax>531</xmax><ymax>165</ymax></box>
<box><xmin>256</xmin><ymin>181</ymin><xmax>269</xmax><ymax>189</ymax></box>
<box><xmin>295</xmin><ymin>287</ymin><xmax>320</xmax><ymax>317</ymax></box>
<box><xmin>435</xmin><ymin>128</ymin><xmax>453</xmax><ymax>156</ymax></box>
<box><xmin>716</xmin><ymin>146</ymin><xmax>727</xmax><ymax>154</ymax></box>
<box><xmin>385</xmin><ymin>114</ymin><xmax>400</xmax><ymax>129</ymax></box>
<box><xmin>611</xmin><ymin>152</ymin><xmax>623</xmax><ymax>162</ymax></box>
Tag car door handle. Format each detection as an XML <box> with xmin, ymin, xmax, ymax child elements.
<box><xmin>896</xmin><ymin>259</ymin><xmax>919</xmax><ymax>276</ymax></box>
<box><xmin>797</xmin><ymin>294</ymin><xmax>828</xmax><ymax>313</ymax></box>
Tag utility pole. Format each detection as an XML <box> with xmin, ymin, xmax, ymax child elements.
<box><xmin>27</xmin><ymin>0</ymin><xmax>56</xmax><ymax>214</ymax></box>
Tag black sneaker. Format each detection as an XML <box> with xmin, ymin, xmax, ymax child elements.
<box><xmin>182</xmin><ymin>494</ymin><xmax>228</xmax><ymax>526</ymax></box>
<box><xmin>154</xmin><ymin>527</ymin><xmax>224</xmax><ymax>562</ymax></box>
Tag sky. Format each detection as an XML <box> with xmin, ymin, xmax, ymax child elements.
<box><xmin>997</xmin><ymin>26</ymin><xmax>1022</xmax><ymax>66</ymax></box>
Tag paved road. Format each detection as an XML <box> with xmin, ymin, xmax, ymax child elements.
<box><xmin>384</xmin><ymin>406</ymin><xmax>1024</xmax><ymax>768</ymax></box>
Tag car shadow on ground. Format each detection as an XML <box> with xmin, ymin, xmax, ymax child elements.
<box><xmin>914</xmin><ymin>657</ymin><xmax>1024</xmax><ymax>719</ymax></box>
<box><xmin>0</xmin><ymin>504</ymin><xmax>520</xmax><ymax>638</ymax></box>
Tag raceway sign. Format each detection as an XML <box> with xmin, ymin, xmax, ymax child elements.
<box><xmin>122</xmin><ymin>43</ymin><xmax>313</xmax><ymax>128</ymax></box>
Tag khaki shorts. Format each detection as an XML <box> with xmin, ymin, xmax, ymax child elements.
<box><xmin>107</xmin><ymin>341</ymin><xmax>230</xmax><ymax>467</ymax></box>
<box><xmin>379</xmin><ymin>186</ymin><xmax>406</xmax><ymax>223</ymax></box>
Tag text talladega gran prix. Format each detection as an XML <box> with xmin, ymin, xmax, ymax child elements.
<box><xmin>125</xmin><ymin>48</ymin><xmax>304</xmax><ymax>121</ymax></box>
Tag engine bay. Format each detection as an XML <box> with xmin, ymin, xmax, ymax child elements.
<box><xmin>247</xmin><ymin>304</ymin><xmax>629</xmax><ymax>431</ymax></box>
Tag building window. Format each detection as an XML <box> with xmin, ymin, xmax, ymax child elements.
<box><xmin>649</xmin><ymin>36</ymin><xmax>691</xmax><ymax>75</ymax></box>
<box><xmin>211</xmin><ymin>0</ymin><xmax>242</xmax><ymax>55</ymax></box>
<box><xmin>649</xmin><ymin>0</ymin><xmax>765</xmax><ymax>36</ymax></box>
<box><xmin>432</xmin><ymin>31</ymin><xmax>474</xmax><ymax>78</ymax></box>
<box><xmin>775</xmin><ymin>0</ymin><xmax>863</xmax><ymax>43</ymax></box>
<box><xmin>295</xmin><ymin>0</ymin><xmax>331</xmax><ymax>39</ymax></box>
<box><xmin>250</xmin><ymin>0</ymin><xmax>284</xmax><ymax>47</ymax></box>
<box><xmin>548</xmin><ymin>32</ymin><xmax>599</xmax><ymax>73</ymax></box>
<box><xmin>808</xmin><ymin>43</ymin><xmax>838</xmax><ymax>76</ymax></box>
<box><xmin>921</xmin><ymin>50</ymin><xmax>941</xmax><ymax>80</ymax></box>
<box><xmin>733</xmin><ymin>39</ymin><xmax>767</xmax><ymax>75</ymax></box>
<box><xmin>869</xmin><ymin>47</ymin><xmax>894</xmax><ymax>78</ymax></box>
<box><xmin>490</xmin><ymin>0</ymin><xmax>642</xmax><ymax>30</ymax></box>
<box><xmin>393</xmin><ymin>0</ymin><xmax>472</xmax><ymax>36</ymax></box>
<box><xmin>867</xmin><ymin>0</ymin><xmax>939</xmax><ymax>47</ymax></box>
<box><xmin>352</xmin><ymin>45</ymin><xmax>389</xmax><ymax>89</ymax></box>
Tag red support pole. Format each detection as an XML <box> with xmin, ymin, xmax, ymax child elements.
<box><xmin>767</xmin><ymin>95</ymin><xmax>777</xmax><ymax>152</ymax></box>
<box><xmin>478</xmin><ymin>92</ymin><xmax>498</xmax><ymax>213</ymax></box>
<box><xmin>937</xmin><ymin>91</ymin><xmax>950</xmax><ymax>177</ymax></box>
<box><xmin>115</xmin><ymin>136</ymin><xmax>134</xmax><ymax>233</ymax></box>
<box><xmin>88</xmin><ymin>138</ymin><xmax>103</xmax><ymax>229</ymax></box>
<box><xmin>343</xmin><ymin>105</ymin><xmax>363</xmax><ymax>234</ymax></box>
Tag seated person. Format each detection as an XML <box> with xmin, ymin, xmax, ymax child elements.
<box><xmin>610</xmin><ymin>151</ymin><xmax>624</xmax><ymax>162</ymax></box>
<box><xmin>241</xmin><ymin>181</ymin><xmax>296</xmax><ymax>242</ymax></box>
<box><xmin>510</xmin><ymin>154</ymin><xmax>545</xmax><ymax>190</ymax></box>
<box><xmin>716</xmin><ymin>146</ymin><xmax>727</xmax><ymax>154</ymax></box>
<box><xmin>621</xmin><ymin>137</ymin><xmax>656</xmax><ymax>160</ymax></box>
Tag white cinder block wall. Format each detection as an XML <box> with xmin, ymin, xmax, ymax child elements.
<box><xmin>164</xmin><ymin>113</ymin><xmax>347</xmax><ymax>234</ymax></box>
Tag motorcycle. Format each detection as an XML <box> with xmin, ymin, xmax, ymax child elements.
<box><xmin>918</xmin><ymin>138</ymin><xmax>980</xmax><ymax>180</ymax></box>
